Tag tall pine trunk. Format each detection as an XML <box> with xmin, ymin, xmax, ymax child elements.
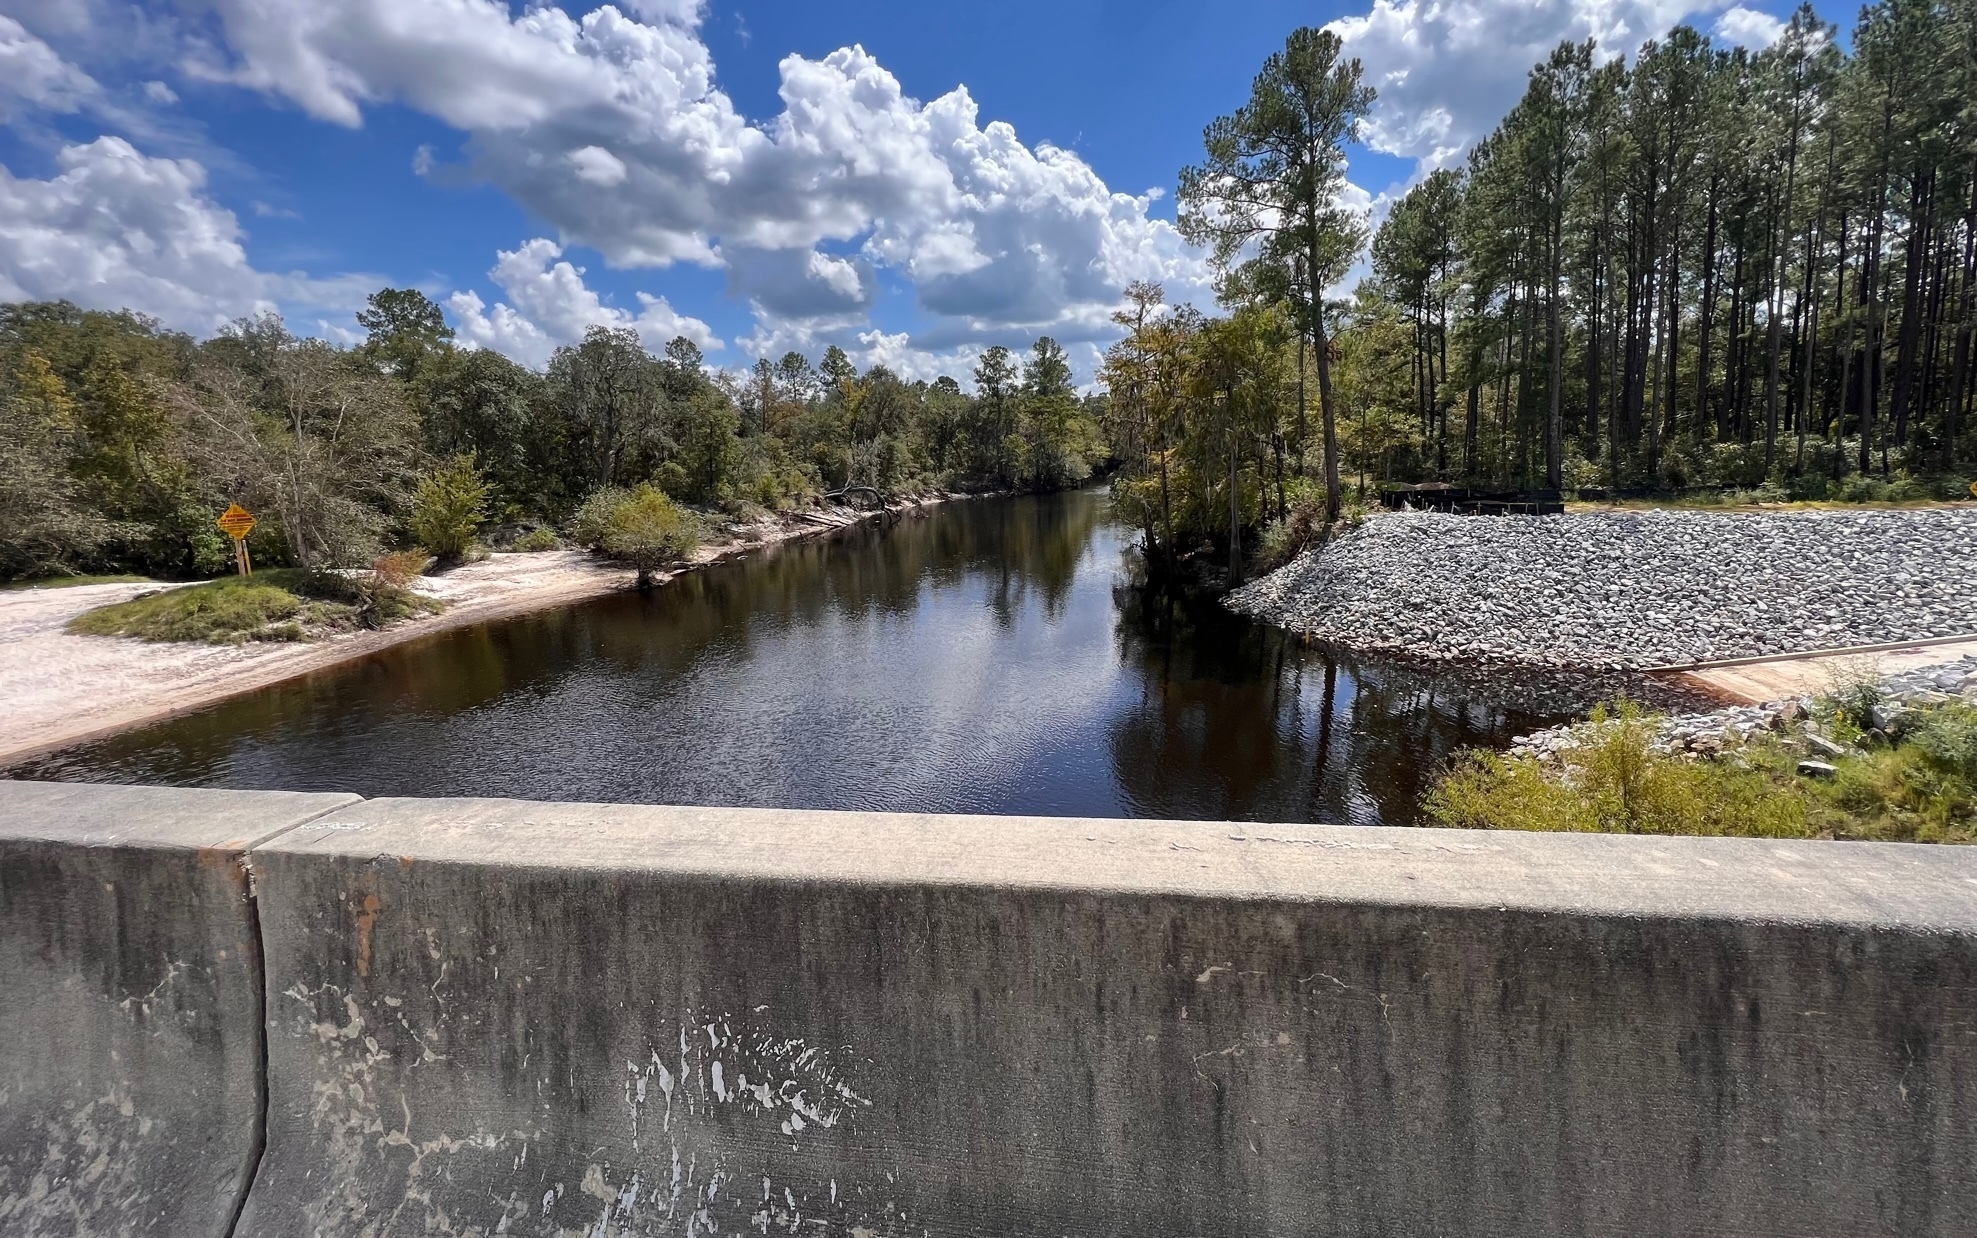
<box><xmin>1888</xmin><ymin>173</ymin><xmax>1933</xmax><ymax>448</ymax></box>
<box><xmin>1308</xmin><ymin>242</ymin><xmax>1343</xmax><ymax>521</ymax></box>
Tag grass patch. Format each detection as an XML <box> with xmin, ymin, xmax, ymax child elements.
<box><xmin>1425</xmin><ymin>699</ymin><xmax>1977</xmax><ymax>843</ymax></box>
<box><xmin>68</xmin><ymin>574</ymin><xmax>305</xmax><ymax>643</ymax></box>
<box><xmin>2</xmin><ymin>573</ymin><xmax>152</xmax><ymax>591</ymax></box>
<box><xmin>67</xmin><ymin>568</ymin><xmax>442</xmax><ymax>645</ymax></box>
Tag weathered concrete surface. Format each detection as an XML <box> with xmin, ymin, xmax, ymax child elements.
<box><xmin>242</xmin><ymin>798</ymin><xmax>1977</xmax><ymax>1237</ymax></box>
<box><xmin>0</xmin><ymin>780</ymin><xmax>356</xmax><ymax>1237</ymax></box>
<box><xmin>1678</xmin><ymin>635</ymin><xmax>1977</xmax><ymax>704</ymax></box>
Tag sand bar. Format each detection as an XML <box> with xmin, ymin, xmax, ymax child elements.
<box><xmin>0</xmin><ymin>500</ymin><xmax>926</xmax><ymax>767</ymax></box>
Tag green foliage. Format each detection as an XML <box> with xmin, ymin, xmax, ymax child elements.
<box><xmin>408</xmin><ymin>453</ymin><xmax>490</xmax><ymax>563</ymax></box>
<box><xmin>181</xmin><ymin>318</ymin><xmax>422</xmax><ymax>571</ymax></box>
<box><xmin>1426</xmin><ymin>701</ymin><xmax>1813</xmax><ymax>837</ymax></box>
<box><xmin>1818</xmin><ymin>659</ymin><xmax>1887</xmax><ymax>736</ymax></box>
<box><xmin>512</xmin><ymin>527</ymin><xmax>560</xmax><ymax>552</ymax></box>
<box><xmin>0</xmin><ymin>302</ymin><xmax>215</xmax><ymax>579</ymax></box>
<box><xmin>293</xmin><ymin>567</ymin><xmax>444</xmax><ymax>630</ymax></box>
<box><xmin>1100</xmin><ymin>293</ymin><xmax>1306</xmax><ymax>573</ymax></box>
<box><xmin>1909</xmin><ymin>707</ymin><xmax>1977</xmax><ymax>786</ymax></box>
<box><xmin>732</xmin><ymin>436</ymin><xmax>818</xmax><ymax>510</ymax></box>
<box><xmin>0</xmin><ymin>292</ymin><xmax>1113</xmax><ymax>582</ymax></box>
<box><xmin>358</xmin><ymin>288</ymin><xmax>452</xmax><ymax>380</ymax></box>
<box><xmin>1238</xmin><ymin>1</ymin><xmax>1977</xmax><ymax>496</ymax></box>
<box><xmin>572</xmin><ymin>484</ymin><xmax>702</xmax><ymax>585</ymax></box>
<box><xmin>1017</xmin><ymin>337</ymin><xmax>1104</xmax><ymax>491</ymax></box>
<box><xmin>1178</xmin><ymin>26</ymin><xmax>1373</xmax><ymax>519</ymax></box>
<box><xmin>415</xmin><ymin>346</ymin><xmax>547</xmax><ymax>514</ymax></box>
<box><xmin>0</xmin><ymin>348</ymin><xmax>120</xmax><ymax>580</ymax></box>
<box><xmin>672</xmin><ymin>388</ymin><xmax>742</xmax><ymax>502</ymax></box>
<box><xmin>1426</xmin><ymin>699</ymin><xmax>1977</xmax><ymax>842</ymax></box>
<box><xmin>1795</xmin><ymin>711</ymin><xmax>1977</xmax><ymax>841</ymax></box>
<box><xmin>1254</xmin><ymin>481</ymin><xmax>1335</xmax><ymax>572</ymax></box>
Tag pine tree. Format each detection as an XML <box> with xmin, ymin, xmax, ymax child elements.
<box><xmin>1180</xmin><ymin>27</ymin><xmax>1374</xmax><ymax>520</ymax></box>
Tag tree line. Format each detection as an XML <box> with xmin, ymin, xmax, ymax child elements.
<box><xmin>1363</xmin><ymin>0</ymin><xmax>1977</xmax><ymax>492</ymax></box>
<box><xmin>1099</xmin><ymin>6</ymin><xmax>1977</xmax><ymax>584</ymax></box>
<box><xmin>0</xmin><ymin>293</ymin><xmax>1105</xmax><ymax>581</ymax></box>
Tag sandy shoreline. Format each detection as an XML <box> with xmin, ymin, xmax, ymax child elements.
<box><xmin>0</xmin><ymin>496</ymin><xmax>946</xmax><ymax>768</ymax></box>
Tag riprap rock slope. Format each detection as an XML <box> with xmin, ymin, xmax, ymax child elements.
<box><xmin>1229</xmin><ymin>508</ymin><xmax>1977</xmax><ymax>669</ymax></box>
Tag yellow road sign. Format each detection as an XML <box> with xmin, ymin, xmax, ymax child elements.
<box><xmin>216</xmin><ymin>503</ymin><xmax>257</xmax><ymax>540</ymax></box>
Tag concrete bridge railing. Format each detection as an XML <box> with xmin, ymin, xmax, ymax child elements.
<box><xmin>3</xmin><ymin>779</ymin><xmax>1975</xmax><ymax>1236</ymax></box>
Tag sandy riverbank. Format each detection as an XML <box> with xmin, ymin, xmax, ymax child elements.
<box><xmin>0</xmin><ymin>497</ymin><xmax>942</xmax><ymax>767</ymax></box>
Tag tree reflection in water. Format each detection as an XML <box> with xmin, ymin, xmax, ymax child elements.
<box><xmin>15</xmin><ymin>490</ymin><xmax>1674</xmax><ymax>825</ymax></box>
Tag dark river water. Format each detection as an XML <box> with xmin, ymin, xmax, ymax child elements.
<box><xmin>17</xmin><ymin>491</ymin><xmax>1600</xmax><ymax>824</ymax></box>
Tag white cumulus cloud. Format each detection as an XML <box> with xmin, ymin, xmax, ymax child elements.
<box><xmin>0</xmin><ymin>14</ymin><xmax>99</xmax><ymax>117</ymax></box>
<box><xmin>169</xmin><ymin>0</ymin><xmax>1212</xmax><ymax>368</ymax></box>
<box><xmin>567</xmin><ymin>145</ymin><xmax>628</xmax><ymax>187</ymax></box>
<box><xmin>7</xmin><ymin>0</ymin><xmax>1791</xmax><ymax>378</ymax></box>
<box><xmin>1330</xmin><ymin>0</ymin><xmax>1729</xmax><ymax>172</ymax></box>
<box><xmin>447</xmin><ymin>237</ymin><xmax>720</xmax><ymax>369</ymax></box>
<box><xmin>1713</xmin><ymin>6</ymin><xmax>1787</xmax><ymax>48</ymax></box>
<box><xmin>0</xmin><ymin>135</ymin><xmax>368</xmax><ymax>332</ymax></box>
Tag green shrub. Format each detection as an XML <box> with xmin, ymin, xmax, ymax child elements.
<box><xmin>408</xmin><ymin>453</ymin><xmax>490</xmax><ymax>564</ymax></box>
<box><xmin>652</xmin><ymin>461</ymin><xmax>694</xmax><ymax>502</ymax></box>
<box><xmin>1249</xmin><ymin>478</ymin><xmax>1369</xmax><ymax>574</ymax></box>
<box><xmin>1254</xmin><ymin>495</ymin><xmax>1328</xmax><ymax>572</ymax></box>
<box><xmin>1426</xmin><ymin>698</ymin><xmax>1977</xmax><ymax>843</ymax></box>
<box><xmin>513</xmin><ymin>527</ymin><xmax>560</xmax><ymax>552</ymax></box>
<box><xmin>1802</xmin><ymin>737</ymin><xmax>1976</xmax><ymax>839</ymax></box>
<box><xmin>1826</xmin><ymin>763</ymin><xmax>1888</xmax><ymax>813</ymax></box>
<box><xmin>1910</xmin><ymin>706</ymin><xmax>1977</xmax><ymax>783</ymax></box>
<box><xmin>572</xmin><ymin>483</ymin><xmax>701</xmax><ymax>586</ymax></box>
<box><xmin>1426</xmin><ymin>701</ymin><xmax>1811</xmax><ymax>838</ymax></box>
<box><xmin>1419</xmin><ymin>748</ymin><xmax>1598</xmax><ymax>832</ymax></box>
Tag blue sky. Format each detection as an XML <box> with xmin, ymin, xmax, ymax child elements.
<box><xmin>0</xmin><ymin>0</ymin><xmax>1810</xmax><ymax>382</ymax></box>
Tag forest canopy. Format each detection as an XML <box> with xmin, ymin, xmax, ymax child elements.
<box><xmin>1098</xmin><ymin>2</ymin><xmax>1977</xmax><ymax>577</ymax></box>
<box><xmin>0</xmin><ymin>296</ymin><xmax>1105</xmax><ymax>582</ymax></box>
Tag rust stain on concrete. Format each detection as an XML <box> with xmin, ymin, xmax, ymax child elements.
<box><xmin>354</xmin><ymin>892</ymin><xmax>381</xmax><ymax>978</ymax></box>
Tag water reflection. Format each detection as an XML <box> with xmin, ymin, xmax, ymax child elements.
<box><xmin>15</xmin><ymin>490</ymin><xmax>1637</xmax><ymax>825</ymax></box>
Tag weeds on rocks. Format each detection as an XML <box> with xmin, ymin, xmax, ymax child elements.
<box><xmin>1426</xmin><ymin>697</ymin><xmax>1977</xmax><ymax>842</ymax></box>
<box><xmin>1822</xmin><ymin>657</ymin><xmax>1888</xmax><ymax>736</ymax></box>
<box><xmin>1427</xmin><ymin>701</ymin><xmax>1812</xmax><ymax>838</ymax></box>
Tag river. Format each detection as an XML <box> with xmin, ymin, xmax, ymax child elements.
<box><xmin>17</xmin><ymin>490</ymin><xmax>1589</xmax><ymax>824</ymax></box>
